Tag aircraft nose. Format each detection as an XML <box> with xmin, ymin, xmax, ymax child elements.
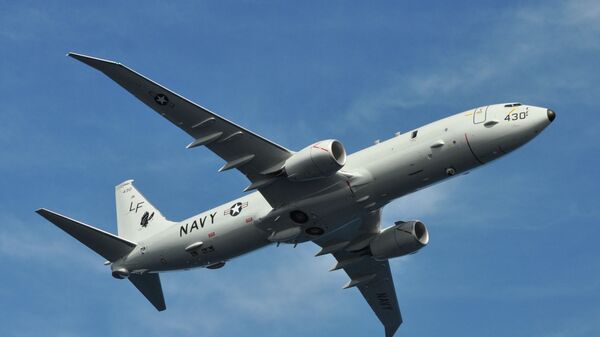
<box><xmin>547</xmin><ymin>109</ymin><xmax>556</xmax><ymax>122</ymax></box>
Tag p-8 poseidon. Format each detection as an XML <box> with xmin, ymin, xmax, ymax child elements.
<box><xmin>37</xmin><ymin>53</ymin><xmax>556</xmax><ymax>337</ymax></box>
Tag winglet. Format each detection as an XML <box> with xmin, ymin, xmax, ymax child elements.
<box><xmin>67</xmin><ymin>52</ymin><xmax>122</xmax><ymax>69</ymax></box>
<box><xmin>67</xmin><ymin>51</ymin><xmax>121</xmax><ymax>65</ymax></box>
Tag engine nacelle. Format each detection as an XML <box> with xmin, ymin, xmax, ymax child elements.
<box><xmin>284</xmin><ymin>139</ymin><xmax>347</xmax><ymax>181</ymax></box>
<box><xmin>370</xmin><ymin>221</ymin><xmax>429</xmax><ymax>260</ymax></box>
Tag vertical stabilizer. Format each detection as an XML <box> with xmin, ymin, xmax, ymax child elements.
<box><xmin>116</xmin><ymin>180</ymin><xmax>174</xmax><ymax>242</ymax></box>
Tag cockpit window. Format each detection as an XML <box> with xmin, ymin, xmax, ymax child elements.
<box><xmin>411</xmin><ymin>130</ymin><xmax>418</xmax><ymax>139</ymax></box>
<box><xmin>504</xmin><ymin>103</ymin><xmax>522</xmax><ymax>107</ymax></box>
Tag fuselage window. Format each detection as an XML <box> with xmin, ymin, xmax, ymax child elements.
<box><xmin>411</xmin><ymin>130</ymin><xmax>418</xmax><ymax>139</ymax></box>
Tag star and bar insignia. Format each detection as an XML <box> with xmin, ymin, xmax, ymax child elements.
<box><xmin>154</xmin><ymin>93</ymin><xmax>169</xmax><ymax>105</ymax></box>
<box><xmin>224</xmin><ymin>201</ymin><xmax>248</xmax><ymax>217</ymax></box>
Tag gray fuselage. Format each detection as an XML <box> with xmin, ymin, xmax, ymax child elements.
<box><xmin>115</xmin><ymin>103</ymin><xmax>553</xmax><ymax>273</ymax></box>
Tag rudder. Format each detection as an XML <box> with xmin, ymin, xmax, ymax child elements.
<box><xmin>116</xmin><ymin>180</ymin><xmax>173</xmax><ymax>241</ymax></box>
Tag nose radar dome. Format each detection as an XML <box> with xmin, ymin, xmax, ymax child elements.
<box><xmin>547</xmin><ymin>109</ymin><xmax>556</xmax><ymax>122</ymax></box>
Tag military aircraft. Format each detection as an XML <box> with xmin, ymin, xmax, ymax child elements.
<box><xmin>37</xmin><ymin>52</ymin><xmax>556</xmax><ymax>337</ymax></box>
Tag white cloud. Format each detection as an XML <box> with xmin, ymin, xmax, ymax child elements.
<box><xmin>0</xmin><ymin>7</ymin><xmax>56</xmax><ymax>41</ymax></box>
<box><xmin>344</xmin><ymin>0</ymin><xmax>600</xmax><ymax>129</ymax></box>
<box><xmin>423</xmin><ymin>278</ymin><xmax>600</xmax><ymax>302</ymax></box>
<box><xmin>554</xmin><ymin>0</ymin><xmax>600</xmax><ymax>31</ymax></box>
<box><xmin>0</xmin><ymin>213</ymin><xmax>106</xmax><ymax>273</ymax></box>
<box><xmin>382</xmin><ymin>181</ymin><xmax>457</xmax><ymax>225</ymax></box>
<box><xmin>543</xmin><ymin>307</ymin><xmax>600</xmax><ymax>337</ymax></box>
<box><xmin>110</xmin><ymin>244</ymin><xmax>356</xmax><ymax>337</ymax></box>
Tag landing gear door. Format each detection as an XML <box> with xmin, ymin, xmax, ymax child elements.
<box><xmin>473</xmin><ymin>106</ymin><xmax>488</xmax><ymax>124</ymax></box>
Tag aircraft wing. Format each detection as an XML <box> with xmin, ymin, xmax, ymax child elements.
<box><xmin>68</xmin><ymin>52</ymin><xmax>293</xmax><ymax>200</ymax></box>
<box><xmin>314</xmin><ymin>210</ymin><xmax>402</xmax><ymax>337</ymax></box>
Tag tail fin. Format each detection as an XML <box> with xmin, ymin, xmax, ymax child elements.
<box><xmin>37</xmin><ymin>207</ymin><xmax>167</xmax><ymax>311</ymax></box>
<box><xmin>115</xmin><ymin>180</ymin><xmax>174</xmax><ymax>242</ymax></box>
<box><xmin>36</xmin><ymin>208</ymin><xmax>136</xmax><ymax>262</ymax></box>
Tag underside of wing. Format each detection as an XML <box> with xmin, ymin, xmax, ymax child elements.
<box><xmin>336</xmin><ymin>255</ymin><xmax>401</xmax><ymax>337</ymax></box>
<box><xmin>314</xmin><ymin>210</ymin><xmax>402</xmax><ymax>337</ymax></box>
<box><xmin>68</xmin><ymin>52</ymin><xmax>293</xmax><ymax>202</ymax></box>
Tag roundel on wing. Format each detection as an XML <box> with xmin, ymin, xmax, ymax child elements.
<box><xmin>230</xmin><ymin>202</ymin><xmax>243</xmax><ymax>217</ymax></box>
<box><xmin>154</xmin><ymin>93</ymin><xmax>169</xmax><ymax>105</ymax></box>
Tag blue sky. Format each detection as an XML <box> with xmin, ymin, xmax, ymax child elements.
<box><xmin>1</xmin><ymin>1</ymin><xmax>599</xmax><ymax>336</ymax></box>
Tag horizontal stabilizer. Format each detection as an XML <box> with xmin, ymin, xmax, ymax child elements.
<box><xmin>36</xmin><ymin>208</ymin><xmax>136</xmax><ymax>262</ymax></box>
<box><xmin>129</xmin><ymin>273</ymin><xmax>166</xmax><ymax>311</ymax></box>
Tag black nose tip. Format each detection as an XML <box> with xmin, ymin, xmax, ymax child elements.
<box><xmin>547</xmin><ymin>109</ymin><xmax>556</xmax><ymax>122</ymax></box>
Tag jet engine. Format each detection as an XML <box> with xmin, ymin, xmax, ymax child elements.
<box><xmin>284</xmin><ymin>139</ymin><xmax>347</xmax><ymax>181</ymax></box>
<box><xmin>370</xmin><ymin>221</ymin><xmax>429</xmax><ymax>260</ymax></box>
